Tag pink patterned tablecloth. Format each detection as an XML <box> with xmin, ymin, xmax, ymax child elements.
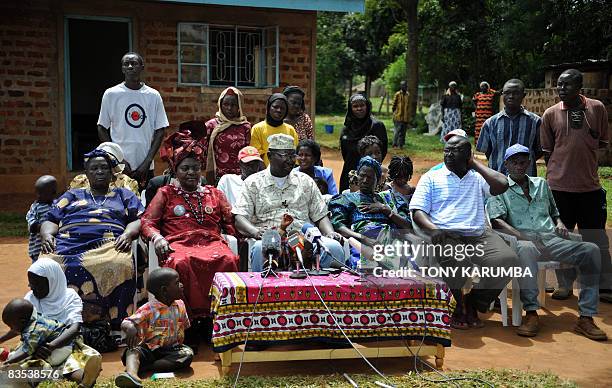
<box><xmin>210</xmin><ymin>272</ymin><xmax>455</xmax><ymax>352</ymax></box>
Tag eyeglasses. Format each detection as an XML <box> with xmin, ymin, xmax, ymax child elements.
<box><xmin>271</xmin><ymin>151</ymin><xmax>296</xmax><ymax>159</ymax></box>
<box><xmin>501</xmin><ymin>91</ymin><xmax>523</xmax><ymax>97</ymax></box>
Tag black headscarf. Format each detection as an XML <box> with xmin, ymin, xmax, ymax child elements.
<box><xmin>266</xmin><ymin>93</ymin><xmax>289</xmax><ymax>127</ymax></box>
<box><xmin>282</xmin><ymin>85</ymin><xmax>306</xmax><ymax>111</ymax></box>
<box><xmin>343</xmin><ymin>93</ymin><xmax>373</xmax><ymax>140</ymax></box>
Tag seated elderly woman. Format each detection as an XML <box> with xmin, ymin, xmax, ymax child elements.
<box><xmin>40</xmin><ymin>148</ymin><xmax>144</xmax><ymax>332</ymax></box>
<box><xmin>140</xmin><ymin>135</ymin><xmax>238</xmax><ymax>320</ymax></box>
<box><xmin>328</xmin><ymin>156</ymin><xmax>412</xmax><ymax>269</ymax></box>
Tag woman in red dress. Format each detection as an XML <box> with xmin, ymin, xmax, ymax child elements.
<box><xmin>141</xmin><ymin>137</ymin><xmax>238</xmax><ymax>320</ymax></box>
<box><xmin>203</xmin><ymin>87</ymin><xmax>251</xmax><ymax>184</ymax></box>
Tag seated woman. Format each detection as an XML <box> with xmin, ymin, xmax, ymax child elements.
<box><xmin>0</xmin><ymin>258</ymin><xmax>102</xmax><ymax>387</ymax></box>
<box><xmin>203</xmin><ymin>87</ymin><xmax>251</xmax><ymax>183</ymax></box>
<box><xmin>69</xmin><ymin>142</ymin><xmax>139</xmax><ymax>195</ymax></box>
<box><xmin>140</xmin><ymin>137</ymin><xmax>238</xmax><ymax>321</ymax></box>
<box><xmin>40</xmin><ymin>148</ymin><xmax>143</xmax><ymax>333</ymax></box>
<box><xmin>387</xmin><ymin>155</ymin><xmax>415</xmax><ymax>204</ymax></box>
<box><xmin>294</xmin><ymin>139</ymin><xmax>338</xmax><ymax>195</ymax></box>
<box><xmin>145</xmin><ymin>124</ymin><xmax>207</xmax><ymax>205</ymax></box>
<box><xmin>328</xmin><ymin>156</ymin><xmax>412</xmax><ymax>270</ymax></box>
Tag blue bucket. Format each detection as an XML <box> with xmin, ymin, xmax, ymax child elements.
<box><xmin>324</xmin><ymin>124</ymin><xmax>334</xmax><ymax>134</ymax></box>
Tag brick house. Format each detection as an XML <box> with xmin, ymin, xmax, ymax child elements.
<box><xmin>0</xmin><ymin>0</ymin><xmax>363</xmax><ymax>194</ymax></box>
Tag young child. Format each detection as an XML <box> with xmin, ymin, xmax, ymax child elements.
<box><xmin>387</xmin><ymin>155</ymin><xmax>415</xmax><ymax>205</ymax></box>
<box><xmin>357</xmin><ymin>136</ymin><xmax>389</xmax><ymax>192</ymax></box>
<box><xmin>115</xmin><ymin>268</ymin><xmax>193</xmax><ymax>388</ymax></box>
<box><xmin>0</xmin><ymin>298</ymin><xmax>72</xmax><ymax>367</ymax></box>
<box><xmin>26</xmin><ymin>175</ymin><xmax>57</xmax><ymax>262</ymax></box>
<box><xmin>341</xmin><ymin>170</ymin><xmax>360</xmax><ymax>194</ymax></box>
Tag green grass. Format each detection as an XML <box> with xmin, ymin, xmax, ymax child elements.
<box><xmin>315</xmin><ymin>114</ymin><xmax>445</xmax><ymax>161</ymax></box>
<box><xmin>40</xmin><ymin>369</ymin><xmax>577</xmax><ymax>387</ymax></box>
<box><xmin>0</xmin><ymin>212</ymin><xmax>28</xmax><ymax>237</ymax></box>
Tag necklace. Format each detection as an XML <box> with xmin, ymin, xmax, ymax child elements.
<box><xmin>89</xmin><ymin>190</ymin><xmax>109</xmax><ymax>207</ymax></box>
<box><xmin>176</xmin><ymin>187</ymin><xmax>205</xmax><ymax>225</ymax></box>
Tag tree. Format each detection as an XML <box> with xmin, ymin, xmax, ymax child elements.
<box><xmin>397</xmin><ymin>0</ymin><xmax>419</xmax><ymax>123</ymax></box>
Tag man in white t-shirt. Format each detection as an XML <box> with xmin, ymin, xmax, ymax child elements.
<box><xmin>97</xmin><ymin>52</ymin><xmax>169</xmax><ymax>189</ymax></box>
<box><xmin>217</xmin><ymin>146</ymin><xmax>265</xmax><ymax>206</ymax></box>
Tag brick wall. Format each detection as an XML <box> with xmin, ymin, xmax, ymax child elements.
<box><xmin>0</xmin><ymin>0</ymin><xmax>315</xmax><ymax>194</ymax></box>
<box><xmin>140</xmin><ymin>21</ymin><xmax>312</xmax><ymax>129</ymax></box>
<box><xmin>0</xmin><ymin>7</ymin><xmax>60</xmax><ymax>177</ymax></box>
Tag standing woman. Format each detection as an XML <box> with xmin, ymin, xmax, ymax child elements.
<box><xmin>250</xmin><ymin>93</ymin><xmax>299</xmax><ymax>166</ymax></box>
<box><xmin>339</xmin><ymin>94</ymin><xmax>387</xmax><ymax>192</ymax></box>
<box><xmin>440</xmin><ymin>81</ymin><xmax>463</xmax><ymax>141</ymax></box>
<box><xmin>283</xmin><ymin>85</ymin><xmax>314</xmax><ymax>141</ymax></box>
<box><xmin>203</xmin><ymin>87</ymin><xmax>251</xmax><ymax>184</ymax></box>
<box><xmin>472</xmin><ymin>81</ymin><xmax>497</xmax><ymax>144</ymax></box>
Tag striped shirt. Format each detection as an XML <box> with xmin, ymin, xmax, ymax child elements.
<box><xmin>26</xmin><ymin>201</ymin><xmax>52</xmax><ymax>261</ymax></box>
<box><xmin>476</xmin><ymin>108</ymin><xmax>542</xmax><ymax>176</ymax></box>
<box><xmin>409</xmin><ymin>165</ymin><xmax>490</xmax><ymax>236</ymax></box>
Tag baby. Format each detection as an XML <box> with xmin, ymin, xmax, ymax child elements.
<box><xmin>1</xmin><ymin>298</ymin><xmax>71</xmax><ymax>367</ymax></box>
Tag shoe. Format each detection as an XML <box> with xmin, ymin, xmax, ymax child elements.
<box><xmin>114</xmin><ymin>372</ymin><xmax>142</xmax><ymax>388</ymax></box>
<box><xmin>574</xmin><ymin>316</ymin><xmax>608</xmax><ymax>341</ymax></box>
<box><xmin>551</xmin><ymin>288</ymin><xmax>573</xmax><ymax>300</ymax></box>
<box><xmin>517</xmin><ymin>312</ymin><xmax>539</xmax><ymax>337</ymax></box>
<box><xmin>600</xmin><ymin>291</ymin><xmax>612</xmax><ymax>304</ymax></box>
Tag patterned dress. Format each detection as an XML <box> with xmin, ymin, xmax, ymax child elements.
<box><xmin>141</xmin><ymin>185</ymin><xmax>238</xmax><ymax>318</ymax></box>
<box><xmin>440</xmin><ymin>94</ymin><xmax>462</xmax><ymax>141</ymax></box>
<box><xmin>473</xmin><ymin>89</ymin><xmax>496</xmax><ymax>143</ymax></box>
<box><xmin>203</xmin><ymin>119</ymin><xmax>251</xmax><ymax>179</ymax></box>
<box><xmin>41</xmin><ymin>188</ymin><xmax>144</xmax><ymax>330</ymax></box>
<box><xmin>286</xmin><ymin>112</ymin><xmax>314</xmax><ymax>141</ymax></box>
<box><xmin>328</xmin><ymin>191</ymin><xmax>411</xmax><ymax>269</ymax></box>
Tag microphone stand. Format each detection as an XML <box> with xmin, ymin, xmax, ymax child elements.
<box><xmin>308</xmin><ymin>245</ymin><xmax>329</xmax><ymax>276</ymax></box>
<box><xmin>261</xmin><ymin>253</ymin><xmax>279</xmax><ymax>278</ymax></box>
<box><xmin>289</xmin><ymin>248</ymin><xmax>307</xmax><ymax>279</ymax></box>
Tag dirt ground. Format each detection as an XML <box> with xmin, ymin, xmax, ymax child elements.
<box><xmin>0</xmin><ymin>148</ymin><xmax>610</xmax><ymax>386</ymax></box>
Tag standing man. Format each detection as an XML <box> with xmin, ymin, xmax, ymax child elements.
<box><xmin>98</xmin><ymin>52</ymin><xmax>169</xmax><ymax>189</ymax></box>
<box><xmin>541</xmin><ymin>69</ymin><xmax>612</xmax><ymax>303</ymax></box>
<box><xmin>477</xmin><ymin>79</ymin><xmax>542</xmax><ymax>177</ymax></box>
<box><xmin>392</xmin><ymin>81</ymin><xmax>410</xmax><ymax>149</ymax></box>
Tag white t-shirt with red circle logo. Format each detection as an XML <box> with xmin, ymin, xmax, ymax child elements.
<box><xmin>97</xmin><ymin>83</ymin><xmax>169</xmax><ymax>170</ymax></box>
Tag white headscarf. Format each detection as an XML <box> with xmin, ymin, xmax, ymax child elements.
<box><xmin>24</xmin><ymin>258</ymin><xmax>83</xmax><ymax>325</ymax></box>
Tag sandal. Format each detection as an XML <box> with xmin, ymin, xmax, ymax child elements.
<box><xmin>450</xmin><ymin>315</ymin><xmax>469</xmax><ymax>330</ymax></box>
<box><xmin>114</xmin><ymin>372</ymin><xmax>142</xmax><ymax>388</ymax></box>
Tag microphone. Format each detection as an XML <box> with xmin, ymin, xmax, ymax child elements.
<box><xmin>261</xmin><ymin>229</ymin><xmax>281</xmax><ymax>277</ymax></box>
<box><xmin>287</xmin><ymin>231</ymin><xmax>307</xmax><ymax>279</ymax></box>
<box><xmin>301</xmin><ymin>223</ymin><xmax>329</xmax><ymax>276</ymax></box>
<box><xmin>287</xmin><ymin>231</ymin><xmax>305</xmax><ymax>265</ymax></box>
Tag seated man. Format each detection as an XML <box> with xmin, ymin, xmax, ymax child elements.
<box><xmin>410</xmin><ymin>134</ymin><xmax>519</xmax><ymax>329</ymax></box>
<box><xmin>217</xmin><ymin>146</ymin><xmax>265</xmax><ymax>207</ymax></box>
<box><xmin>487</xmin><ymin>144</ymin><xmax>607</xmax><ymax>341</ymax></box>
<box><xmin>233</xmin><ymin>134</ymin><xmax>345</xmax><ymax>271</ymax></box>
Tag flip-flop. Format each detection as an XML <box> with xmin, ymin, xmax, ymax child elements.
<box><xmin>114</xmin><ymin>372</ymin><xmax>142</xmax><ymax>388</ymax></box>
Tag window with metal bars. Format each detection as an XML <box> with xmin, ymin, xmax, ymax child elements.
<box><xmin>178</xmin><ymin>23</ymin><xmax>278</xmax><ymax>88</ymax></box>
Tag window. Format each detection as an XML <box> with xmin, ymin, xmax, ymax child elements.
<box><xmin>178</xmin><ymin>23</ymin><xmax>278</xmax><ymax>88</ymax></box>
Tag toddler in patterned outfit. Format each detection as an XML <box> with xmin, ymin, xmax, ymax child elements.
<box><xmin>26</xmin><ymin>175</ymin><xmax>57</xmax><ymax>261</ymax></box>
<box><xmin>115</xmin><ymin>268</ymin><xmax>193</xmax><ymax>388</ymax></box>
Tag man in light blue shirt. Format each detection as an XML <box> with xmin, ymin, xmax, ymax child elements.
<box><xmin>487</xmin><ymin>144</ymin><xmax>606</xmax><ymax>341</ymax></box>
<box><xmin>410</xmin><ymin>134</ymin><xmax>519</xmax><ymax>329</ymax></box>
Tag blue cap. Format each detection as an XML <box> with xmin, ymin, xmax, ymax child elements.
<box><xmin>504</xmin><ymin>144</ymin><xmax>530</xmax><ymax>161</ymax></box>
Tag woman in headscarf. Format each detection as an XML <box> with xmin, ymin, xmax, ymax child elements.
<box><xmin>39</xmin><ymin>148</ymin><xmax>143</xmax><ymax>332</ymax></box>
<box><xmin>339</xmin><ymin>94</ymin><xmax>388</xmax><ymax>192</ymax></box>
<box><xmin>69</xmin><ymin>142</ymin><xmax>139</xmax><ymax>195</ymax></box>
<box><xmin>203</xmin><ymin>87</ymin><xmax>251</xmax><ymax>184</ymax></box>
<box><xmin>472</xmin><ymin>81</ymin><xmax>497</xmax><ymax>144</ymax></box>
<box><xmin>329</xmin><ymin>157</ymin><xmax>412</xmax><ymax>270</ymax></box>
<box><xmin>283</xmin><ymin>85</ymin><xmax>314</xmax><ymax>141</ymax></box>
<box><xmin>141</xmin><ymin>136</ymin><xmax>238</xmax><ymax>321</ymax></box>
<box><xmin>250</xmin><ymin>93</ymin><xmax>299</xmax><ymax>166</ymax></box>
<box><xmin>440</xmin><ymin>81</ymin><xmax>463</xmax><ymax>141</ymax></box>
<box><xmin>6</xmin><ymin>258</ymin><xmax>102</xmax><ymax>387</ymax></box>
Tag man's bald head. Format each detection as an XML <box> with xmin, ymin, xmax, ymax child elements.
<box><xmin>34</xmin><ymin>175</ymin><xmax>57</xmax><ymax>204</ymax></box>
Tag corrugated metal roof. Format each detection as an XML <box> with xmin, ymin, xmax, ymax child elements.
<box><xmin>155</xmin><ymin>0</ymin><xmax>364</xmax><ymax>13</ymax></box>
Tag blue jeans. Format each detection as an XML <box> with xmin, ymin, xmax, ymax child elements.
<box><xmin>515</xmin><ymin>236</ymin><xmax>601</xmax><ymax>316</ymax></box>
<box><xmin>250</xmin><ymin>236</ymin><xmax>345</xmax><ymax>272</ymax></box>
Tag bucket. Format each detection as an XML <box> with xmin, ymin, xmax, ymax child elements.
<box><xmin>324</xmin><ymin>124</ymin><xmax>334</xmax><ymax>134</ymax></box>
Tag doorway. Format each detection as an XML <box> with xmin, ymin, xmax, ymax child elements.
<box><xmin>65</xmin><ymin>17</ymin><xmax>131</xmax><ymax>170</ymax></box>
